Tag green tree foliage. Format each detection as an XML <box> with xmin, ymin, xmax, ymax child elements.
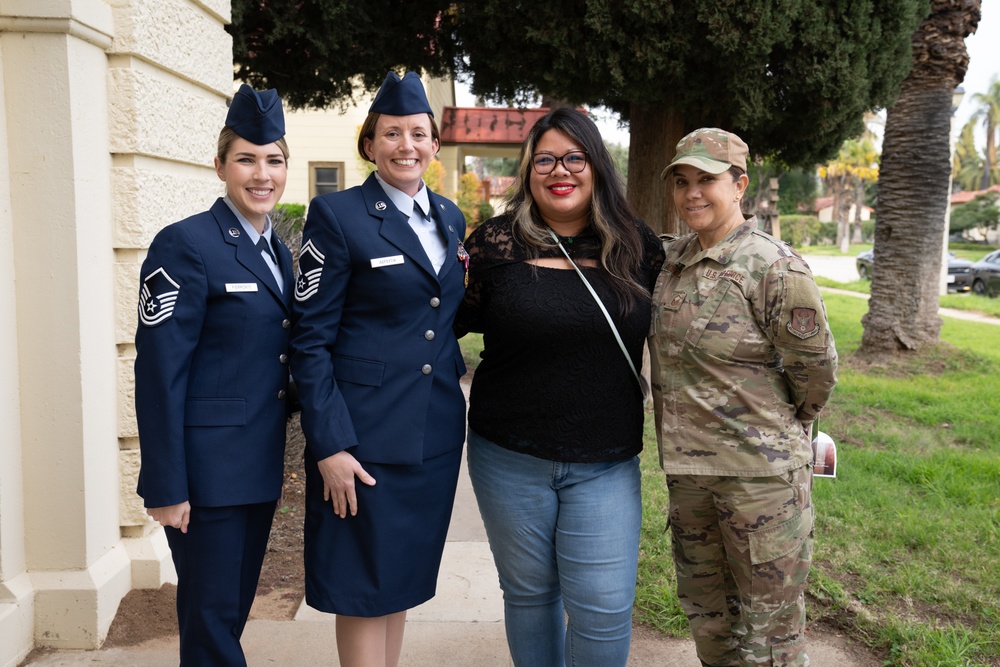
<box><xmin>818</xmin><ymin>136</ymin><xmax>879</xmax><ymax>249</ymax></box>
<box><xmin>968</xmin><ymin>77</ymin><xmax>1000</xmax><ymax>188</ymax></box>
<box><xmin>744</xmin><ymin>161</ymin><xmax>818</xmax><ymax>217</ymax></box>
<box><xmin>454</xmin><ymin>1</ymin><xmax>924</xmax><ymax>166</ymax></box>
<box><xmin>952</xmin><ymin>118</ymin><xmax>984</xmax><ymax>191</ymax></box>
<box><xmin>949</xmin><ymin>192</ymin><xmax>1000</xmax><ymax>237</ymax></box>
<box><xmin>230</xmin><ymin>0</ymin><xmax>927</xmax><ymax>230</ymax></box>
<box><xmin>229</xmin><ymin>0</ymin><xmax>458</xmax><ymax>109</ymax></box>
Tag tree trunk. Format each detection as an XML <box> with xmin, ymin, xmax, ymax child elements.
<box><xmin>860</xmin><ymin>81</ymin><xmax>951</xmax><ymax>353</ymax></box>
<box><xmin>982</xmin><ymin>116</ymin><xmax>996</xmax><ymax>189</ymax></box>
<box><xmin>627</xmin><ymin>104</ymin><xmax>684</xmax><ymax>235</ymax></box>
<box><xmin>859</xmin><ymin>0</ymin><xmax>980</xmax><ymax>358</ymax></box>
<box><xmin>852</xmin><ymin>179</ymin><xmax>865</xmax><ymax>244</ymax></box>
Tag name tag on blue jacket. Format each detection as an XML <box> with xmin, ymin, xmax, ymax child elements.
<box><xmin>371</xmin><ymin>255</ymin><xmax>404</xmax><ymax>268</ymax></box>
<box><xmin>226</xmin><ymin>283</ymin><xmax>258</xmax><ymax>292</ymax></box>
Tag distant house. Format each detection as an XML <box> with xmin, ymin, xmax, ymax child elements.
<box><xmin>949</xmin><ymin>184</ymin><xmax>1000</xmax><ymax>205</ymax></box>
<box><xmin>481</xmin><ymin>175</ymin><xmax>517</xmax><ymax>213</ymax></box>
<box><xmin>949</xmin><ymin>184</ymin><xmax>1000</xmax><ymax>244</ymax></box>
<box><xmin>812</xmin><ymin>196</ymin><xmax>873</xmax><ymax>223</ymax></box>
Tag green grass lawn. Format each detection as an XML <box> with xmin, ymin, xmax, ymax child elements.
<box><xmin>813</xmin><ymin>276</ymin><xmax>1000</xmax><ymax>319</ymax></box>
<box><xmin>458</xmin><ymin>300</ymin><xmax>1000</xmax><ymax>665</ymax></box>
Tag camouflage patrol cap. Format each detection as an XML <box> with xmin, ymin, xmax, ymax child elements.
<box><xmin>660</xmin><ymin>128</ymin><xmax>749</xmax><ymax>178</ymax></box>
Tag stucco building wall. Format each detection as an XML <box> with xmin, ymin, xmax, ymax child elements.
<box><xmin>0</xmin><ymin>1</ymin><xmax>232</xmax><ymax>664</ymax></box>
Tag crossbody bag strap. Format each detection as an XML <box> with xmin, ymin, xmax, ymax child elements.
<box><xmin>547</xmin><ymin>228</ymin><xmax>642</xmax><ymax>389</ymax></box>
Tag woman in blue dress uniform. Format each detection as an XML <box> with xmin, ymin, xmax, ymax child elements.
<box><xmin>134</xmin><ymin>85</ymin><xmax>293</xmax><ymax>666</ymax></box>
<box><xmin>290</xmin><ymin>71</ymin><xmax>467</xmax><ymax>667</ymax></box>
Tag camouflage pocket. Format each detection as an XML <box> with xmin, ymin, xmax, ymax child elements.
<box><xmin>747</xmin><ymin>507</ymin><xmax>814</xmax><ymax>611</ymax></box>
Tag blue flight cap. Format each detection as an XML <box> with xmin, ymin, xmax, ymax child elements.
<box><xmin>369</xmin><ymin>71</ymin><xmax>434</xmax><ymax>117</ymax></box>
<box><xmin>226</xmin><ymin>84</ymin><xmax>285</xmax><ymax>145</ymax></box>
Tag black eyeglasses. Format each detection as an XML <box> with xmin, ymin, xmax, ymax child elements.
<box><xmin>531</xmin><ymin>150</ymin><xmax>589</xmax><ymax>175</ymax></box>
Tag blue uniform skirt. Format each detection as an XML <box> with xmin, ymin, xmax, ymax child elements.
<box><xmin>302</xmin><ymin>446</ymin><xmax>463</xmax><ymax>617</ymax></box>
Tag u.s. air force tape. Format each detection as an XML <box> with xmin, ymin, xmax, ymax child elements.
<box><xmin>294</xmin><ymin>239</ymin><xmax>325</xmax><ymax>302</ymax></box>
<box><xmin>139</xmin><ymin>267</ymin><xmax>180</xmax><ymax>327</ymax></box>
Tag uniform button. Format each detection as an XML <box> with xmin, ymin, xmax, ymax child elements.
<box><xmin>424</xmin><ymin>330</ymin><xmax>435</xmax><ymax>341</ymax></box>
<box><xmin>277</xmin><ymin>389</ymin><xmax>287</xmax><ymax>399</ymax></box>
<box><xmin>421</xmin><ymin>364</ymin><xmax>432</xmax><ymax>375</ymax></box>
<box><xmin>282</xmin><ymin>319</ymin><xmax>291</xmax><ymax>329</ymax></box>
<box><xmin>429</xmin><ymin>297</ymin><xmax>440</xmax><ymax>308</ymax></box>
<box><xmin>279</xmin><ymin>353</ymin><xmax>289</xmax><ymax>364</ymax></box>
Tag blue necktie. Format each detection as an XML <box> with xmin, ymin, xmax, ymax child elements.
<box><xmin>257</xmin><ymin>236</ymin><xmax>276</xmax><ymax>263</ymax></box>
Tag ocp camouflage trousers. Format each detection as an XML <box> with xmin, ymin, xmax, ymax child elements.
<box><xmin>666</xmin><ymin>466</ymin><xmax>813</xmax><ymax>667</ymax></box>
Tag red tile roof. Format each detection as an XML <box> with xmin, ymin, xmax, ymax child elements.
<box><xmin>950</xmin><ymin>184</ymin><xmax>1000</xmax><ymax>204</ymax></box>
<box><xmin>439</xmin><ymin>107</ymin><xmax>584</xmax><ymax>145</ymax></box>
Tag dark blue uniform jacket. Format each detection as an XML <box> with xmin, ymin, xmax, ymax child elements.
<box><xmin>291</xmin><ymin>173</ymin><xmax>467</xmax><ymax>465</ymax></box>
<box><xmin>134</xmin><ymin>198</ymin><xmax>293</xmax><ymax>508</ymax></box>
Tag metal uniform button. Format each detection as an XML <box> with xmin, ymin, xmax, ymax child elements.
<box><xmin>421</xmin><ymin>364</ymin><xmax>432</xmax><ymax>375</ymax></box>
<box><xmin>282</xmin><ymin>319</ymin><xmax>291</xmax><ymax>329</ymax></box>
<box><xmin>424</xmin><ymin>330</ymin><xmax>435</xmax><ymax>341</ymax></box>
<box><xmin>279</xmin><ymin>353</ymin><xmax>289</xmax><ymax>364</ymax></box>
<box><xmin>429</xmin><ymin>297</ymin><xmax>440</xmax><ymax>308</ymax></box>
<box><xmin>277</xmin><ymin>389</ymin><xmax>287</xmax><ymax>399</ymax></box>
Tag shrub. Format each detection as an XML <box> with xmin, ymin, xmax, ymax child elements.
<box><xmin>424</xmin><ymin>158</ymin><xmax>445</xmax><ymax>193</ymax></box>
<box><xmin>778</xmin><ymin>215</ymin><xmax>821</xmax><ymax>247</ymax></box>
<box><xmin>457</xmin><ymin>171</ymin><xmax>483</xmax><ymax>229</ymax></box>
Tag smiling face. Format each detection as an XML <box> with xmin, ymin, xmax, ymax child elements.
<box><xmin>671</xmin><ymin>164</ymin><xmax>749</xmax><ymax>249</ymax></box>
<box><xmin>214</xmin><ymin>136</ymin><xmax>287</xmax><ymax>232</ymax></box>
<box><xmin>528</xmin><ymin>129</ymin><xmax>593</xmax><ymax>235</ymax></box>
<box><xmin>363</xmin><ymin>113</ymin><xmax>439</xmax><ymax>197</ymax></box>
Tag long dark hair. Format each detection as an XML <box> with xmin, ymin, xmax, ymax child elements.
<box><xmin>505</xmin><ymin>107</ymin><xmax>649</xmax><ymax>310</ymax></box>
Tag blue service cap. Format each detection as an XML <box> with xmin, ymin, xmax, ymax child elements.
<box><xmin>369</xmin><ymin>71</ymin><xmax>433</xmax><ymax>117</ymax></box>
<box><xmin>226</xmin><ymin>84</ymin><xmax>285</xmax><ymax>145</ymax></box>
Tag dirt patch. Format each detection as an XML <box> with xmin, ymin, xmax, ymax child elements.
<box><xmin>102</xmin><ymin>418</ymin><xmax>308</xmax><ymax>647</ymax></box>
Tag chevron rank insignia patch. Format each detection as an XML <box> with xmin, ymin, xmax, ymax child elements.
<box><xmin>139</xmin><ymin>267</ymin><xmax>180</xmax><ymax>327</ymax></box>
<box><xmin>294</xmin><ymin>239</ymin><xmax>326</xmax><ymax>302</ymax></box>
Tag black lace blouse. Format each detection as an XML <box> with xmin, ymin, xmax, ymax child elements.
<box><xmin>455</xmin><ymin>214</ymin><xmax>665</xmax><ymax>462</ymax></box>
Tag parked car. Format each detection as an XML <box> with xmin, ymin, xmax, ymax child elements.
<box><xmin>855</xmin><ymin>250</ymin><xmax>973</xmax><ymax>292</ymax></box>
<box><xmin>971</xmin><ymin>249</ymin><xmax>1000</xmax><ymax>298</ymax></box>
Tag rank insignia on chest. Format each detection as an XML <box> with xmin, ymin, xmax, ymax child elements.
<box><xmin>666</xmin><ymin>290</ymin><xmax>687</xmax><ymax>311</ymax></box>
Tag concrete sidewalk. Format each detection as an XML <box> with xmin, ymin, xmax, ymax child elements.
<box><xmin>23</xmin><ymin>377</ymin><xmax>880</xmax><ymax>666</ymax></box>
<box><xmin>22</xmin><ymin>448</ymin><xmax>878</xmax><ymax>666</ymax></box>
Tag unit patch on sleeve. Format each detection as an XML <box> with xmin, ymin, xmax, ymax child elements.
<box><xmin>786</xmin><ymin>307</ymin><xmax>820</xmax><ymax>339</ymax></box>
<box><xmin>138</xmin><ymin>267</ymin><xmax>180</xmax><ymax>327</ymax></box>
<box><xmin>294</xmin><ymin>239</ymin><xmax>326</xmax><ymax>302</ymax></box>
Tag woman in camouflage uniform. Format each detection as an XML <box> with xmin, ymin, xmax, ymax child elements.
<box><xmin>649</xmin><ymin>128</ymin><xmax>838</xmax><ymax>667</ymax></box>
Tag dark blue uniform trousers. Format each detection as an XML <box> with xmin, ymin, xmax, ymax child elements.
<box><xmin>164</xmin><ymin>501</ymin><xmax>276</xmax><ymax>666</ymax></box>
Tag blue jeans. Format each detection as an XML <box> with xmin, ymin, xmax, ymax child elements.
<box><xmin>467</xmin><ymin>430</ymin><xmax>642</xmax><ymax>667</ymax></box>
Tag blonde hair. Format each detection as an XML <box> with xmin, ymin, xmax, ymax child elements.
<box><xmin>217</xmin><ymin>126</ymin><xmax>289</xmax><ymax>162</ymax></box>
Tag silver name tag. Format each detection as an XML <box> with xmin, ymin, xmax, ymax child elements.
<box><xmin>225</xmin><ymin>283</ymin><xmax>258</xmax><ymax>292</ymax></box>
<box><xmin>371</xmin><ymin>255</ymin><xmax>405</xmax><ymax>268</ymax></box>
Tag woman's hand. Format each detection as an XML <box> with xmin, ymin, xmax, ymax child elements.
<box><xmin>317</xmin><ymin>451</ymin><xmax>377</xmax><ymax>518</ymax></box>
<box><xmin>148</xmin><ymin>502</ymin><xmax>192</xmax><ymax>533</ymax></box>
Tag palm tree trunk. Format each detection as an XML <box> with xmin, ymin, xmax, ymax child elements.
<box><xmin>860</xmin><ymin>0</ymin><xmax>980</xmax><ymax>358</ymax></box>
<box><xmin>861</xmin><ymin>79</ymin><xmax>952</xmax><ymax>352</ymax></box>
<box><xmin>852</xmin><ymin>179</ymin><xmax>865</xmax><ymax>244</ymax></box>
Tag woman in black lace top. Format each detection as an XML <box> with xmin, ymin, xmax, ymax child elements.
<box><xmin>454</xmin><ymin>107</ymin><xmax>664</xmax><ymax>666</ymax></box>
